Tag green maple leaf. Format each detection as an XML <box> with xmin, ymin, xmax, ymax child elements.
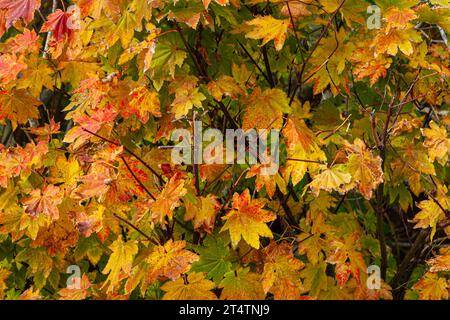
<box><xmin>190</xmin><ymin>235</ymin><xmax>233</xmax><ymax>283</ymax></box>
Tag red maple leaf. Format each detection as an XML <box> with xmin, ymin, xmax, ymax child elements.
<box><xmin>0</xmin><ymin>0</ymin><xmax>41</xmax><ymax>28</ymax></box>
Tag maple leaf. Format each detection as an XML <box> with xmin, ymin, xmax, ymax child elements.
<box><xmin>207</xmin><ymin>75</ymin><xmax>245</xmax><ymax>101</ymax></box>
<box><xmin>72</xmin><ymin>171</ymin><xmax>115</xmax><ymax>202</ymax></box>
<box><xmin>15</xmin><ymin>247</ymin><xmax>53</xmax><ymax>283</ymax></box>
<box><xmin>151</xmin><ymin>172</ymin><xmax>187</xmax><ymax>224</ymax></box>
<box><xmin>0</xmin><ymin>0</ymin><xmax>41</xmax><ymax>28</ymax></box>
<box><xmin>31</xmin><ymin>211</ymin><xmax>79</xmax><ymax>256</ymax></box>
<box><xmin>412</xmin><ymin>272</ymin><xmax>449</xmax><ymax>300</ymax></box>
<box><xmin>28</xmin><ymin>117</ymin><xmax>60</xmax><ymax>142</ymax></box>
<box><xmin>74</xmin><ymin>233</ymin><xmax>104</xmax><ymax>266</ymax></box>
<box><xmin>384</xmin><ymin>7</ymin><xmax>417</xmax><ymax>32</ymax></box>
<box><xmin>0</xmin><ymin>268</ymin><xmax>10</xmax><ymax>299</ymax></box>
<box><xmin>309</xmin><ymin>165</ymin><xmax>352</xmax><ymax>197</ymax></box>
<box><xmin>18</xmin><ymin>287</ymin><xmax>41</xmax><ymax>300</ymax></box>
<box><xmin>372</xmin><ymin>28</ymin><xmax>422</xmax><ymax>56</ymax></box>
<box><xmin>58</xmin><ymin>274</ymin><xmax>91</xmax><ymax>300</ymax></box>
<box><xmin>319</xmin><ymin>0</ymin><xmax>367</xmax><ymax>25</ymax></box>
<box><xmin>149</xmin><ymin>32</ymin><xmax>187</xmax><ymax>81</ymax></box>
<box><xmin>16</xmin><ymin>56</ymin><xmax>53</xmax><ymax>96</ymax></box>
<box><xmin>78</xmin><ymin>0</ymin><xmax>121</xmax><ymax>20</ymax></box>
<box><xmin>297</xmin><ymin>234</ymin><xmax>325</xmax><ymax>265</ymax></box>
<box><xmin>325</xmin><ymin>233</ymin><xmax>367</xmax><ymax>287</ymax></box>
<box><xmin>184</xmin><ymin>194</ymin><xmax>220</xmax><ymax>234</ymax></box>
<box><xmin>146</xmin><ymin>240</ymin><xmax>199</xmax><ymax>282</ymax></box>
<box><xmin>114</xmin><ymin>10</ymin><xmax>138</xmax><ymax>48</ymax></box>
<box><xmin>64</xmin><ymin>104</ymin><xmax>118</xmax><ymax>149</ymax></box>
<box><xmin>427</xmin><ymin>247</ymin><xmax>450</xmax><ymax>273</ymax></box>
<box><xmin>0</xmin><ymin>89</ymin><xmax>40</xmax><ymax>129</ymax></box>
<box><xmin>242</xmin><ymin>87</ymin><xmax>291</xmax><ymax>131</ymax></box>
<box><xmin>161</xmin><ymin>272</ymin><xmax>217</xmax><ymax>300</ymax></box>
<box><xmin>170</xmin><ymin>87</ymin><xmax>206</xmax><ymax>120</ymax></box>
<box><xmin>246</xmin><ymin>163</ymin><xmax>286</xmax><ymax>199</ymax></box>
<box><xmin>22</xmin><ymin>184</ymin><xmax>62</xmax><ymax>221</ymax></box>
<box><xmin>344</xmin><ymin>138</ymin><xmax>384</xmax><ymax>200</ymax></box>
<box><xmin>261</xmin><ymin>241</ymin><xmax>305</xmax><ymax>300</ymax></box>
<box><xmin>0</xmin><ymin>53</ymin><xmax>27</xmax><ymax>85</ymax></box>
<box><xmin>411</xmin><ymin>197</ymin><xmax>447</xmax><ymax>240</ymax></box>
<box><xmin>299</xmin><ymin>260</ymin><xmax>328</xmax><ymax>298</ymax></box>
<box><xmin>125</xmin><ymin>86</ymin><xmax>161</xmax><ymax>123</ymax></box>
<box><xmin>40</xmin><ymin>9</ymin><xmax>76</xmax><ymax>42</ymax></box>
<box><xmin>350</xmin><ymin>48</ymin><xmax>392</xmax><ymax>86</ymax></box>
<box><xmin>421</xmin><ymin>121</ymin><xmax>450</xmax><ymax>165</ymax></box>
<box><xmin>244</xmin><ymin>16</ymin><xmax>290</xmax><ymax>51</ymax></box>
<box><xmin>221</xmin><ymin>189</ymin><xmax>276</xmax><ymax>249</ymax></box>
<box><xmin>306</xmin><ymin>28</ymin><xmax>355</xmax><ymax>95</ymax></box>
<box><xmin>102</xmin><ymin>237</ymin><xmax>138</xmax><ymax>292</ymax></box>
<box><xmin>219</xmin><ymin>268</ymin><xmax>266</xmax><ymax>300</ymax></box>
<box><xmin>4</xmin><ymin>28</ymin><xmax>40</xmax><ymax>54</ymax></box>
<box><xmin>280</xmin><ymin>1</ymin><xmax>312</xmax><ymax>18</ymax></box>
<box><xmin>283</xmin><ymin>118</ymin><xmax>326</xmax><ymax>185</ymax></box>
<box><xmin>190</xmin><ymin>236</ymin><xmax>233</xmax><ymax>283</ymax></box>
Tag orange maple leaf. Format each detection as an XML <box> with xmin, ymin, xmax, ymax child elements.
<box><xmin>221</xmin><ymin>189</ymin><xmax>276</xmax><ymax>249</ymax></box>
<box><xmin>22</xmin><ymin>184</ymin><xmax>62</xmax><ymax>221</ymax></box>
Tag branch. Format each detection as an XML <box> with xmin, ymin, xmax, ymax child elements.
<box><xmin>113</xmin><ymin>213</ymin><xmax>160</xmax><ymax>246</ymax></box>
<box><xmin>237</xmin><ymin>40</ymin><xmax>272</xmax><ymax>87</ymax></box>
<box><xmin>286</xmin><ymin>158</ymin><xmax>325</xmax><ymax>164</ymax></box>
<box><xmin>121</xmin><ymin>156</ymin><xmax>156</xmax><ymax>201</ymax></box>
<box><xmin>390</xmin><ymin>229</ymin><xmax>429</xmax><ymax>299</ymax></box>
<box><xmin>290</xmin><ymin>0</ymin><xmax>346</xmax><ymax>102</ymax></box>
<box><xmin>262</xmin><ymin>45</ymin><xmax>275</xmax><ymax>88</ymax></box>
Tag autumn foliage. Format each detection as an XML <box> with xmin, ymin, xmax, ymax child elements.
<box><xmin>0</xmin><ymin>0</ymin><xmax>449</xmax><ymax>300</ymax></box>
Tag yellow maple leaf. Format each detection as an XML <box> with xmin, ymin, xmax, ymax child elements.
<box><xmin>411</xmin><ymin>197</ymin><xmax>447</xmax><ymax>240</ymax></box>
<box><xmin>0</xmin><ymin>268</ymin><xmax>11</xmax><ymax>299</ymax></box>
<box><xmin>58</xmin><ymin>274</ymin><xmax>91</xmax><ymax>300</ymax></box>
<box><xmin>102</xmin><ymin>236</ymin><xmax>138</xmax><ymax>292</ymax></box>
<box><xmin>161</xmin><ymin>272</ymin><xmax>217</xmax><ymax>300</ymax></box>
<box><xmin>421</xmin><ymin>121</ymin><xmax>450</xmax><ymax>165</ymax></box>
<box><xmin>372</xmin><ymin>28</ymin><xmax>422</xmax><ymax>56</ymax></box>
<box><xmin>299</xmin><ymin>260</ymin><xmax>328</xmax><ymax>298</ymax></box>
<box><xmin>184</xmin><ymin>194</ymin><xmax>220</xmax><ymax>234</ymax></box>
<box><xmin>207</xmin><ymin>75</ymin><xmax>245</xmax><ymax>101</ymax></box>
<box><xmin>0</xmin><ymin>89</ymin><xmax>40</xmax><ymax>129</ymax></box>
<box><xmin>221</xmin><ymin>189</ymin><xmax>276</xmax><ymax>249</ymax></box>
<box><xmin>16</xmin><ymin>57</ymin><xmax>53</xmax><ymax>96</ymax></box>
<box><xmin>171</xmin><ymin>87</ymin><xmax>206</xmax><ymax>120</ymax></box>
<box><xmin>309</xmin><ymin>165</ymin><xmax>352</xmax><ymax>196</ymax></box>
<box><xmin>146</xmin><ymin>240</ymin><xmax>199</xmax><ymax>282</ymax></box>
<box><xmin>344</xmin><ymin>138</ymin><xmax>384</xmax><ymax>200</ymax></box>
<box><xmin>242</xmin><ymin>87</ymin><xmax>291</xmax><ymax>131</ymax></box>
<box><xmin>114</xmin><ymin>10</ymin><xmax>138</xmax><ymax>48</ymax></box>
<box><xmin>246</xmin><ymin>163</ymin><xmax>286</xmax><ymax>199</ymax></box>
<box><xmin>384</xmin><ymin>7</ymin><xmax>417</xmax><ymax>32</ymax></box>
<box><xmin>219</xmin><ymin>268</ymin><xmax>265</xmax><ymax>299</ymax></box>
<box><xmin>319</xmin><ymin>0</ymin><xmax>367</xmax><ymax>25</ymax></box>
<box><xmin>280</xmin><ymin>1</ymin><xmax>312</xmax><ymax>18</ymax></box>
<box><xmin>78</xmin><ymin>0</ymin><xmax>122</xmax><ymax>20</ymax></box>
<box><xmin>127</xmin><ymin>86</ymin><xmax>161</xmax><ymax>123</ymax></box>
<box><xmin>261</xmin><ymin>241</ymin><xmax>305</xmax><ymax>300</ymax></box>
<box><xmin>283</xmin><ymin>116</ymin><xmax>326</xmax><ymax>185</ymax></box>
<box><xmin>244</xmin><ymin>16</ymin><xmax>290</xmax><ymax>51</ymax></box>
<box><xmin>427</xmin><ymin>247</ymin><xmax>450</xmax><ymax>272</ymax></box>
<box><xmin>412</xmin><ymin>272</ymin><xmax>449</xmax><ymax>300</ymax></box>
